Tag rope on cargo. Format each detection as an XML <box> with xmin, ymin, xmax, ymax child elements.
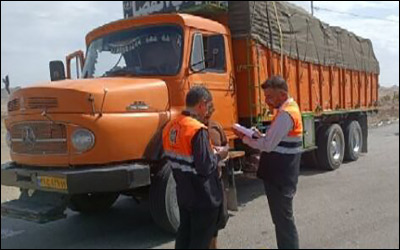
<box><xmin>265</xmin><ymin>1</ymin><xmax>276</xmax><ymax>74</ymax></box>
<box><xmin>272</xmin><ymin>1</ymin><xmax>284</xmax><ymax>74</ymax></box>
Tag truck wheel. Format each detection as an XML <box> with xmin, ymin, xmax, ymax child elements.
<box><xmin>317</xmin><ymin>124</ymin><xmax>345</xmax><ymax>170</ymax></box>
<box><xmin>68</xmin><ymin>192</ymin><xmax>119</xmax><ymax>213</ymax></box>
<box><xmin>344</xmin><ymin>121</ymin><xmax>363</xmax><ymax>162</ymax></box>
<box><xmin>149</xmin><ymin>164</ymin><xmax>179</xmax><ymax>234</ymax></box>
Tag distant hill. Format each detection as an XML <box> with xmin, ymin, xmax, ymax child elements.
<box><xmin>379</xmin><ymin>85</ymin><xmax>399</xmax><ymax>98</ymax></box>
<box><xmin>1</xmin><ymin>89</ymin><xmax>8</xmax><ymax>107</ymax></box>
<box><xmin>1</xmin><ymin>88</ymin><xmax>8</xmax><ymax>99</ymax></box>
<box><xmin>1</xmin><ymin>87</ymin><xmax>20</xmax><ymax>104</ymax></box>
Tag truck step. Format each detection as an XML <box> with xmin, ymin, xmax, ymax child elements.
<box><xmin>1</xmin><ymin>190</ymin><xmax>68</xmax><ymax>224</ymax></box>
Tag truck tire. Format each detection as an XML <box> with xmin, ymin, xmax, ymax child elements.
<box><xmin>68</xmin><ymin>193</ymin><xmax>119</xmax><ymax>213</ymax></box>
<box><xmin>344</xmin><ymin>121</ymin><xmax>363</xmax><ymax>162</ymax></box>
<box><xmin>149</xmin><ymin>164</ymin><xmax>179</xmax><ymax>234</ymax></box>
<box><xmin>317</xmin><ymin>124</ymin><xmax>345</xmax><ymax>171</ymax></box>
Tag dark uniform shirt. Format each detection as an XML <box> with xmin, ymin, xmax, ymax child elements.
<box><xmin>173</xmin><ymin>112</ymin><xmax>223</xmax><ymax>210</ymax></box>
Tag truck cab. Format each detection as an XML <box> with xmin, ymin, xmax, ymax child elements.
<box><xmin>6</xmin><ymin>14</ymin><xmax>236</xmax><ymax>167</ymax></box>
<box><xmin>2</xmin><ymin>13</ymin><xmax>237</xmax><ymax>233</ymax></box>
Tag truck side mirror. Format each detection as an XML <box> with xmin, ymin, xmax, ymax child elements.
<box><xmin>49</xmin><ymin>61</ymin><xmax>66</xmax><ymax>81</ymax></box>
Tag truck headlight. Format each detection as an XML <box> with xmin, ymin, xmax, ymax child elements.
<box><xmin>6</xmin><ymin>131</ymin><xmax>12</xmax><ymax>148</ymax></box>
<box><xmin>71</xmin><ymin>129</ymin><xmax>95</xmax><ymax>152</ymax></box>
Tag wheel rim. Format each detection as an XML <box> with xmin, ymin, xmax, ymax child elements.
<box><xmin>352</xmin><ymin>129</ymin><xmax>361</xmax><ymax>154</ymax></box>
<box><xmin>165</xmin><ymin>175</ymin><xmax>179</xmax><ymax>230</ymax></box>
<box><xmin>330</xmin><ymin>132</ymin><xmax>342</xmax><ymax>162</ymax></box>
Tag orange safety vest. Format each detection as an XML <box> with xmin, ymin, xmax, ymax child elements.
<box><xmin>272</xmin><ymin>98</ymin><xmax>303</xmax><ymax>154</ymax></box>
<box><xmin>162</xmin><ymin>114</ymin><xmax>209</xmax><ymax>174</ymax></box>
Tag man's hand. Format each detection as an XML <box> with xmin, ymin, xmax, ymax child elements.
<box><xmin>250</xmin><ymin>127</ymin><xmax>263</xmax><ymax>139</ymax></box>
<box><xmin>214</xmin><ymin>145</ymin><xmax>229</xmax><ymax>161</ymax></box>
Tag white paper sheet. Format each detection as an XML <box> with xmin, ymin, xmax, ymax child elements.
<box><xmin>232</xmin><ymin>123</ymin><xmax>255</xmax><ymax>138</ymax></box>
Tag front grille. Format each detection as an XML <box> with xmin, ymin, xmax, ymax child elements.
<box><xmin>27</xmin><ymin>97</ymin><xmax>58</xmax><ymax>110</ymax></box>
<box><xmin>10</xmin><ymin>122</ymin><xmax>68</xmax><ymax>155</ymax></box>
<box><xmin>7</xmin><ymin>99</ymin><xmax>20</xmax><ymax>112</ymax></box>
<box><xmin>12</xmin><ymin>141</ymin><xmax>68</xmax><ymax>155</ymax></box>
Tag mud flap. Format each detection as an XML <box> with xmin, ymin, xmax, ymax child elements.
<box><xmin>359</xmin><ymin>114</ymin><xmax>369</xmax><ymax>153</ymax></box>
<box><xmin>1</xmin><ymin>190</ymin><xmax>68</xmax><ymax>224</ymax></box>
<box><xmin>222</xmin><ymin>162</ymin><xmax>238</xmax><ymax>211</ymax></box>
<box><xmin>222</xmin><ymin>151</ymin><xmax>245</xmax><ymax>212</ymax></box>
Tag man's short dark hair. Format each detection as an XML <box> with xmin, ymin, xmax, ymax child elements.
<box><xmin>186</xmin><ymin>85</ymin><xmax>212</xmax><ymax>107</ymax></box>
<box><xmin>261</xmin><ymin>76</ymin><xmax>288</xmax><ymax>92</ymax></box>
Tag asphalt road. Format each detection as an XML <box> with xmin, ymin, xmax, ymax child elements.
<box><xmin>1</xmin><ymin>123</ymin><xmax>399</xmax><ymax>249</ymax></box>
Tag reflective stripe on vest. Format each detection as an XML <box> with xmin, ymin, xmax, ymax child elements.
<box><xmin>164</xmin><ymin>150</ymin><xmax>194</xmax><ymax>165</ymax></box>
<box><xmin>274</xmin><ymin>137</ymin><xmax>303</xmax><ymax>154</ymax></box>
<box><xmin>162</xmin><ymin>114</ymin><xmax>208</xmax><ymax>175</ymax></box>
<box><xmin>272</xmin><ymin>98</ymin><xmax>303</xmax><ymax>155</ymax></box>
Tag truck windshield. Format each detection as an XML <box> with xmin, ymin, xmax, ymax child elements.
<box><xmin>82</xmin><ymin>25</ymin><xmax>183</xmax><ymax>78</ymax></box>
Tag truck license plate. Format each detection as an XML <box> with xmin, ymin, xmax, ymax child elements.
<box><xmin>38</xmin><ymin>176</ymin><xmax>68</xmax><ymax>191</ymax></box>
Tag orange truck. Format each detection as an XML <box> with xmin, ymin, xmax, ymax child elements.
<box><xmin>1</xmin><ymin>1</ymin><xmax>379</xmax><ymax>232</ymax></box>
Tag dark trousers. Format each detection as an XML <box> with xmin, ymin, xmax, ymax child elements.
<box><xmin>264</xmin><ymin>182</ymin><xmax>299</xmax><ymax>249</ymax></box>
<box><xmin>175</xmin><ymin>207</ymin><xmax>219</xmax><ymax>249</ymax></box>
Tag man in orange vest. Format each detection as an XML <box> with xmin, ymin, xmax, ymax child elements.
<box><xmin>163</xmin><ymin>86</ymin><xmax>227</xmax><ymax>249</ymax></box>
<box><xmin>234</xmin><ymin>76</ymin><xmax>303</xmax><ymax>249</ymax></box>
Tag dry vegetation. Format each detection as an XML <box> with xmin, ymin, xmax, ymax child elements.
<box><xmin>369</xmin><ymin>85</ymin><xmax>399</xmax><ymax>127</ymax></box>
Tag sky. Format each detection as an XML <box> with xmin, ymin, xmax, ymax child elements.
<box><xmin>1</xmin><ymin>1</ymin><xmax>399</xmax><ymax>87</ymax></box>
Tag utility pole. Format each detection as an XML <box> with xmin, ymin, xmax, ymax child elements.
<box><xmin>311</xmin><ymin>1</ymin><xmax>314</xmax><ymax>16</ymax></box>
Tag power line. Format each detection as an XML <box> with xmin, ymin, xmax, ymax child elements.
<box><xmin>314</xmin><ymin>6</ymin><xmax>399</xmax><ymax>24</ymax></box>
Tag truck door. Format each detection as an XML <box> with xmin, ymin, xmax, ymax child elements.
<box><xmin>188</xmin><ymin>31</ymin><xmax>237</xmax><ymax>136</ymax></box>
